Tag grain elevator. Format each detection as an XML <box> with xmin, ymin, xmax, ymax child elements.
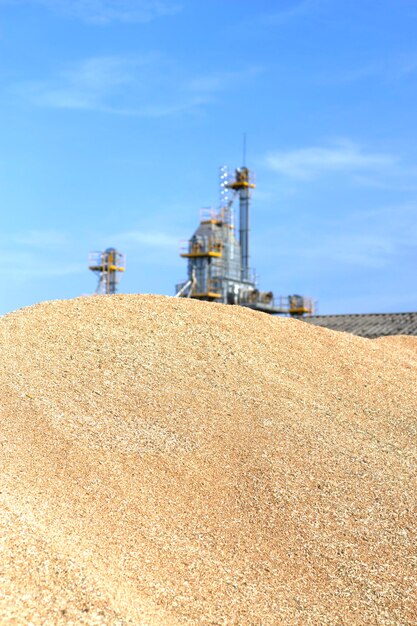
<box><xmin>176</xmin><ymin>165</ymin><xmax>314</xmax><ymax>316</ymax></box>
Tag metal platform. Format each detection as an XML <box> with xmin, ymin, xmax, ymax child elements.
<box><xmin>242</xmin><ymin>302</ymin><xmax>291</xmax><ymax>315</ymax></box>
<box><xmin>304</xmin><ymin>312</ymin><xmax>417</xmax><ymax>338</ymax></box>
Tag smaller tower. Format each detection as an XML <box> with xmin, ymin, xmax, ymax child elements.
<box><xmin>88</xmin><ymin>248</ymin><xmax>126</xmax><ymax>295</ymax></box>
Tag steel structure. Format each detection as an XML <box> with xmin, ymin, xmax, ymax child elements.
<box><xmin>88</xmin><ymin>248</ymin><xmax>126</xmax><ymax>295</ymax></box>
<box><xmin>226</xmin><ymin>166</ymin><xmax>254</xmax><ymax>281</ymax></box>
<box><xmin>176</xmin><ymin>165</ymin><xmax>314</xmax><ymax>316</ymax></box>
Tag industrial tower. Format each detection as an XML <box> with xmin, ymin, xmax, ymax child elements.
<box><xmin>227</xmin><ymin>166</ymin><xmax>254</xmax><ymax>282</ymax></box>
<box><xmin>176</xmin><ymin>165</ymin><xmax>314</xmax><ymax>316</ymax></box>
<box><xmin>88</xmin><ymin>248</ymin><xmax>126</xmax><ymax>295</ymax></box>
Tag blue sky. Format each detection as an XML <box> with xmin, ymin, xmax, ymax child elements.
<box><xmin>1</xmin><ymin>0</ymin><xmax>416</xmax><ymax>315</ymax></box>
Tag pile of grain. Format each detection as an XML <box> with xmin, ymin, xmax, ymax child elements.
<box><xmin>0</xmin><ymin>295</ymin><xmax>416</xmax><ymax>625</ymax></box>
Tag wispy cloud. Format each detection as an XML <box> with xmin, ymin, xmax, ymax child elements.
<box><xmin>0</xmin><ymin>229</ymin><xmax>83</xmax><ymax>278</ymax></box>
<box><xmin>187</xmin><ymin>66</ymin><xmax>263</xmax><ymax>93</ymax></box>
<box><xmin>265</xmin><ymin>140</ymin><xmax>399</xmax><ymax>180</ymax></box>
<box><xmin>396</xmin><ymin>51</ymin><xmax>417</xmax><ymax>77</ymax></box>
<box><xmin>315</xmin><ymin>52</ymin><xmax>417</xmax><ymax>86</ymax></box>
<box><xmin>306</xmin><ymin>202</ymin><xmax>417</xmax><ymax>269</ymax></box>
<box><xmin>13</xmin><ymin>55</ymin><xmax>261</xmax><ymax>116</ymax></box>
<box><xmin>0</xmin><ymin>0</ymin><xmax>182</xmax><ymax>24</ymax></box>
<box><xmin>297</xmin><ymin>232</ymin><xmax>395</xmax><ymax>269</ymax></box>
<box><xmin>95</xmin><ymin>228</ymin><xmax>184</xmax><ymax>273</ymax></box>
<box><xmin>116</xmin><ymin>230</ymin><xmax>179</xmax><ymax>248</ymax></box>
<box><xmin>13</xmin><ymin>229</ymin><xmax>69</xmax><ymax>249</ymax></box>
<box><xmin>316</xmin><ymin>62</ymin><xmax>384</xmax><ymax>86</ymax></box>
<box><xmin>256</xmin><ymin>201</ymin><xmax>417</xmax><ymax>273</ymax></box>
<box><xmin>19</xmin><ymin>55</ymin><xmax>157</xmax><ymax>112</ymax></box>
<box><xmin>5</xmin><ymin>259</ymin><xmax>84</xmax><ymax>278</ymax></box>
<box><xmin>258</xmin><ymin>0</ymin><xmax>319</xmax><ymax>26</ymax></box>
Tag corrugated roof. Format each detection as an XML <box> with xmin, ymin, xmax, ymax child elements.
<box><xmin>304</xmin><ymin>312</ymin><xmax>417</xmax><ymax>338</ymax></box>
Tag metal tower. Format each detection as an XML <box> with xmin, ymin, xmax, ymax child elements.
<box><xmin>226</xmin><ymin>167</ymin><xmax>255</xmax><ymax>281</ymax></box>
<box><xmin>88</xmin><ymin>248</ymin><xmax>126</xmax><ymax>295</ymax></box>
<box><xmin>176</xmin><ymin>164</ymin><xmax>315</xmax><ymax>316</ymax></box>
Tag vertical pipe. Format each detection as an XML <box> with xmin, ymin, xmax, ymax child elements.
<box><xmin>110</xmin><ymin>251</ymin><xmax>115</xmax><ymax>294</ymax></box>
<box><xmin>107</xmin><ymin>251</ymin><xmax>112</xmax><ymax>294</ymax></box>
<box><xmin>239</xmin><ymin>187</ymin><xmax>250</xmax><ymax>281</ymax></box>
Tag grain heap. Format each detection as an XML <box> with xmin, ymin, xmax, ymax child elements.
<box><xmin>0</xmin><ymin>295</ymin><xmax>416</xmax><ymax>625</ymax></box>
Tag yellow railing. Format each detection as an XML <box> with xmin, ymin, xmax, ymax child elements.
<box><xmin>180</xmin><ymin>239</ymin><xmax>223</xmax><ymax>258</ymax></box>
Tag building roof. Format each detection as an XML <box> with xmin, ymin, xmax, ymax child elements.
<box><xmin>304</xmin><ymin>312</ymin><xmax>417</xmax><ymax>339</ymax></box>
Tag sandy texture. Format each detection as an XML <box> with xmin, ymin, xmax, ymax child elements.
<box><xmin>0</xmin><ymin>294</ymin><xmax>416</xmax><ymax>625</ymax></box>
<box><xmin>375</xmin><ymin>334</ymin><xmax>417</xmax><ymax>352</ymax></box>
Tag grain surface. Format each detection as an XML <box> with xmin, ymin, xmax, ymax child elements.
<box><xmin>0</xmin><ymin>294</ymin><xmax>416</xmax><ymax>625</ymax></box>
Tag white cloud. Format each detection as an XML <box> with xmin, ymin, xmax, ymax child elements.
<box><xmin>256</xmin><ymin>201</ymin><xmax>417</xmax><ymax>272</ymax></box>
<box><xmin>256</xmin><ymin>229</ymin><xmax>397</xmax><ymax>271</ymax></box>
<box><xmin>299</xmin><ymin>233</ymin><xmax>395</xmax><ymax>269</ymax></box>
<box><xmin>397</xmin><ymin>52</ymin><xmax>417</xmax><ymax>77</ymax></box>
<box><xmin>187</xmin><ymin>66</ymin><xmax>264</xmax><ymax>94</ymax></box>
<box><xmin>19</xmin><ymin>55</ymin><xmax>155</xmax><ymax>111</ymax></box>
<box><xmin>0</xmin><ymin>249</ymin><xmax>84</xmax><ymax>277</ymax></box>
<box><xmin>116</xmin><ymin>230</ymin><xmax>179</xmax><ymax>248</ymax></box>
<box><xmin>258</xmin><ymin>0</ymin><xmax>319</xmax><ymax>26</ymax></box>
<box><xmin>266</xmin><ymin>140</ymin><xmax>399</xmax><ymax>180</ymax></box>
<box><xmin>0</xmin><ymin>230</ymin><xmax>83</xmax><ymax>279</ymax></box>
<box><xmin>13</xmin><ymin>229</ymin><xmax>69</xmax><ymax>248</ymax></box>
<box><xmin>14</xmin><ymin>55</ymin><xmax>260</xmax><ymax>116</ymax></box>
<box><xmin>314</xmin><ymin>53</ymin><xmax>417</xmax><ymax>87</ymax></box>
<box><xmin>0</xmin><ymin>0</ymin><xmax>182</xmax><ymax>24</ymax></box>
